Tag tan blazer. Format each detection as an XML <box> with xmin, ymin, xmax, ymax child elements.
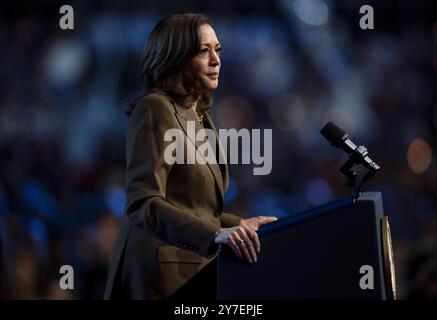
<box><xmin>104</xmin><ymin>91</ymin><xmax>241</xmax><ymax>299</ymax></box>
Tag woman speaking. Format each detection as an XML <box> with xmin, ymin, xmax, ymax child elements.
<box><xmin>104</xmin><ymin>13</ymin><xmax>277</xmax><ymax>300</ymax></box>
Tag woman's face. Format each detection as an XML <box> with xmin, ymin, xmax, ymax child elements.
<box><xmin>191</xmin><ymin>24</ymin><xmax>221</xmax><ymax>91</ymax></box>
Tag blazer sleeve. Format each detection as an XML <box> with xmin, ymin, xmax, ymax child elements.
<box><xmin>125</xmin><ymin>95</ymin><xmax>219</xmax><ymax>258</ymax></box>
<box><xmin>221</xmin><ymin>212</ymin><xmax>242</xmax><ymax>228</ymax></box>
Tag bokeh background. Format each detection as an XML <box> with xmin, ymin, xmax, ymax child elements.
<box><xmin>0</xmin><ymin>0</ymin><xmax>435</xmax><ymax>299</ymax></box>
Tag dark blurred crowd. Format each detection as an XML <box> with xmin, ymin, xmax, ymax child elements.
<box><xmin>0</xmin><ymin>0</ymin><xmax>436</xmax><ymax>299</ymax></box>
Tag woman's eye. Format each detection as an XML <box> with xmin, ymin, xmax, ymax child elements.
<box><xmin>198</xmin><ymin>47</ymin><xmax>222</xmax><ymax>56</ymax></box>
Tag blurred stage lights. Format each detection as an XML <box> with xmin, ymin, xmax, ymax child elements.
<box><xmin>305</xmin><ymin>178</ymin><xmax>332</xmax><ymax>206</ymax></box>
<box><xmin>323</xmin><ymin>106</ymin><xmax>357</xmax><ymax>137</ymax></box>
<box><xmin>281</xmin><ymin>0</ymin><xmax>329</xmax><ymax>26</ymax></box>
<box><xmin>44</xmin><ymin>39</ymin><xmax>90</xmax><ymax>87</ymax></box>
<box><xmin>105</xmin><ymin>186</ymin><xmax>125</xmax><ymax>218</ymax></box>
<box><xmin>217</xmin><ymin>95</ymin><xmax>254</xmax><ymax>129</ymax></box>
<box><xmin>268</xmin><ymin>94</ymin><xmax>306</xmax><ymax>130</ymax></box>
<box><xmin>28</xmin><ymin>217</ymin><xmax>49</xmax><ymax>243</ymax></box>
<box><xmin>407</xmin><ymin>138</ymin><xmax>432</xmax><ymax>174</ymax></box>
<box><xmin>247</xmin><ymin>50</ymin><xmax>294</xmax><ymax>96</ymax></box>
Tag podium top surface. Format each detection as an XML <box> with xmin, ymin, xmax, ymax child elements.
<box><xmin>258</xmin><ymin>191</ymin><xmax>383</xmax><ymax>236</ymax></box>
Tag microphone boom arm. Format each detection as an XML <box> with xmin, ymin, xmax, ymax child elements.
<box><xmin>340</xmin><ymin>144</ymin><xmax>380</xmax><ymax>202</ymax></box>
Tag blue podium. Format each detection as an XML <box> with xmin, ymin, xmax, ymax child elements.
<box><xmin>172</xmin><ymin>192</ymin><xmax>396</xmax><ymax>300</ymax></box>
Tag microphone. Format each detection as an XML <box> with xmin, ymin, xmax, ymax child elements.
<box><xmin>320</xmin><ymin>121</ymin><xmax>380</xmax><ymax>172</ymax></box>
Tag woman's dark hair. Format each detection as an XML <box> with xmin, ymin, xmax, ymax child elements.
<box><xmin>126</xmin><ymin>13</ymin><xmax>215</xmax><ymax>115</ymax></box>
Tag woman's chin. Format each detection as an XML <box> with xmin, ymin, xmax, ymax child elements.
<box><xmin>205</xmin><ymin>80</ymin><xmax>219</xmax><ymax>90</ymax></box>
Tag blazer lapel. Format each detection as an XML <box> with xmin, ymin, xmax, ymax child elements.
<box><xmin>171</xmin><ymin>102</ymin><xmax>226</xmax><ymax>205</ymax></box>
<box><xmin>203</xmin><ymin>111</ymin><xmax>229</xmax><ymax>193</ymax></box>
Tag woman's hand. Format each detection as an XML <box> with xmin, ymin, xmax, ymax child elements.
<box><xmin>214</xmin><ymin>216</ymin><xmax>278</xmax><ymax>264</ymax></box>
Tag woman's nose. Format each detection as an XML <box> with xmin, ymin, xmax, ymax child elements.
<box><xmin>210</xmin><ymin>51</ymin><xmax>220</xmax><ymax>66</ymax></box>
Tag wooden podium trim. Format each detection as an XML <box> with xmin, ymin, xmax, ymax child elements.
<box><xmin>381</xmin><ymin>216</ymin><xmax>397</xmax><ymax>300</ymax></box>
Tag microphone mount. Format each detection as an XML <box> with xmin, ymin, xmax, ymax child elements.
<box><xmin>320</xmin><ymin>121</ymin><xmax>381</xmax><ymax>202</ymax></box>
<box><xmin>339</xmin><ymin>145</ymin><xmax>379</xmax><ymax>202</ymax></box>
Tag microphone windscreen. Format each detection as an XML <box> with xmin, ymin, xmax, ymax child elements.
<box><xmin>320</xmin><ymin>121</ymin><xmax>347</xmax><ymax>148</ymax></box>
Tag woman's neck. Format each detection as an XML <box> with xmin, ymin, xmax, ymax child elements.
<box><xmin>191</xmin><ymin>100</ymin><xmax>199</xmax><ymax>114</ymax></box>
<box><xmin>191</xmin><ymin>100</ymin><xmax>204</xmax><ymax>122</ymax></box>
